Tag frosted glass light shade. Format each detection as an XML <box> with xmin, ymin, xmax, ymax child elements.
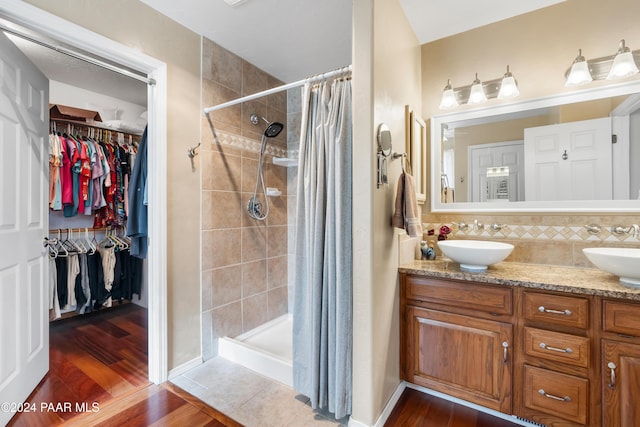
<box><xmin>439</xmin><ymin>88</ymin><xmax>459</xmax><ymax>109</ymax></box>
<box><xmin>467</xmin><ymin>82</ymin><xmax>487</xmax><ymax>105</ymax></box>
<box><xmin>565</xmin><ymin>60</ymin><xmax>593</xmax><ymax>86</ymax></box>
<box><xmin>607</xmin><ymin>51</ymin><xmax>640</xmax><ymax>79</ymax></box>
<box><xmin>497</xmin><ymin>76</ymin><xmax>520</xmax><ymax>99</ymax></box>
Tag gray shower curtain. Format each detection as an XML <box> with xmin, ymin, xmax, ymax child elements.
<box><xmin>293</xmin><ymin>76</ymin><xmax>352</xmax><ymax>419</ymax></box>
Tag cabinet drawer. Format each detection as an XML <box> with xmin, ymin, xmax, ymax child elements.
<box><xmin>524</xmin><ymin>327</ymin><xmax>590</xmax><ymax>368</ymax></box>
<box><xmin>523</xmin><ymin>292</ymin><xmax>589</xmax><ymax>329</ymax></box>
<box><xmin>602</xmin><ymin>300</ymin><xmax>640</xmax><ymax>337</ymax></box>
<box><xmin>405</xmin><ymin>275</ymin><xmax>512</xmax><ymax>315</ymax></box>
<box><xmin>524</xmin><ymin>365</ymin><xmax>588</xmax><ymax>425</ymax></box>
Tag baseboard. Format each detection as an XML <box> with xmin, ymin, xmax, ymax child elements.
<box><xmin>405</xmin><ymin>383</ymin><xmax>540</xmax><ymax>427</ymax></box>
<box><xmin>167</xmin><ymin>356</ymin><xmax>202</xmax><ymax>380</ymax></box>
<box><xmin>348</xmin><ymin>381</ymin><xmax>407</xmax><ymax>427</ymax></box>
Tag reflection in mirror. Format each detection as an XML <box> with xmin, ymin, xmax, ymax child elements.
<box><xmin>431</xmin><ymin>81</ymin><xmax>640</xmax><ymax>212</ymax></box>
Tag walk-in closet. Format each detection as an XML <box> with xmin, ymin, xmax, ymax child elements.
<box><xmin>3</xmin><ymin>28</ymin><xmax>151</xmax><ymax>425</ymax></box>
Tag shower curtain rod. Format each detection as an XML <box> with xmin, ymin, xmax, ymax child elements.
<box><xmin>203</xmin><ymin>65</ymin><xmax>352</xmax><ymax>114</ymax></box>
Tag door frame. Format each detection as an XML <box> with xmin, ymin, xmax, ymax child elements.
<box><xmin>0</xmin><ymin>0</ymin><xmax>169</xmax><ymax>383</ymax></box>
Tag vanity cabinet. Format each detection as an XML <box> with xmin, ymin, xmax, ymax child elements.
<box><xmin>516</xmin><ymin>290</ymin><xmax>596</xmax><ymax>426</ymax></box>
<box><xmin>400</xmin><ymin>274</ymin><xmax>513</xmax><ymax>413</ymax></box>
<box><xmin>600</xmin><ymin>299</ymin><xmax>640</xmax><ymax>427</ymax></box>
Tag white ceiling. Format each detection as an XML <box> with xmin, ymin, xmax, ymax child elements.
<box><xmin>7</xmin><ymin>0</ymin><xmax>566</xmax><ymax>106</ymax></box>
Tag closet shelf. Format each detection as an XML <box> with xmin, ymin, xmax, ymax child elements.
<box><xmin>272</xmin><ymin>157</ymin><xmax>297</xmax><ymax>167</ymax></box>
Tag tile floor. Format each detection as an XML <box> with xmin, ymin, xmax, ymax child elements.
<box><xmin>171</xmin><ymin>357</ymin><xmax>349</xmax><ymax>427</ymax></box>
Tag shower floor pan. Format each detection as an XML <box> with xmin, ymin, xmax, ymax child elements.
<box><xmin>218</xmin><ymin>313</ymin><xmax>293</xmax><ymax>387</ymax></box>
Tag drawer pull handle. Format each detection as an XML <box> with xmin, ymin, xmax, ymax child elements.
<box><xmin>608</xmin><ymin>362</ymin><xmax>617</xmax><ymax>388</ymax></box>
<box><xmin>539</xmin><ymin>342</ymin><xmax>573</xmax><ymax>354</ymax></box>
<box><xmin>502</xmin><ymin>341</ymin><xmax>509</xmax><ymax>364</ymax></box>
<box><xmin>538</xmin><ymin>306</ymin><xmax>572</xmax><ymax>316</ymax></box>
<box><xmin>538</xmin><ymin>389</ymin><xmax>571</xmax><ymax>402</ymax></box>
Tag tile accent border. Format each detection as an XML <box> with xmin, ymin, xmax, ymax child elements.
<box><xmin>422</xmin><ymin>223</ymin><xmax>640</xmax><ymax>243</ymax></box>
<box><xmin>215</xmin><ymin>129</ymin><xmax>289</xmax><ymax>158</ymax></box>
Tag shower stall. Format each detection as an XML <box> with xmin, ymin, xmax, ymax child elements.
<box><xmin>200</xmin><ymin>40</ymin><xmax>302</xmax><ymax>386</ymax></box>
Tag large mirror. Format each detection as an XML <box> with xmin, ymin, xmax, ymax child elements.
<box><xmin>431</xmin><ymin>80</ymin><xmax>640</xmax><ymax>212</ymax></box>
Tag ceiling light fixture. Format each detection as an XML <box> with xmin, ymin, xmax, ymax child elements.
<box><xmin>565</xmin><ymin>40</ymin><xmax>640</xmax><ymax>86</ymax></box>
<box><xmin>497</xmin><ymin>65</ymin><xmax>520</xmax><ymax>99</ymax></box>
<box><xmin>439</xmin><ymin>67</ymin><xmax>520</xmax><ymax>110</ymax></box>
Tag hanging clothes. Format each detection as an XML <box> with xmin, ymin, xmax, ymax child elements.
<box><xmin>127</xmin><ymin>126</ymin><xmax>148</xmax><ymax>259</ymax></box>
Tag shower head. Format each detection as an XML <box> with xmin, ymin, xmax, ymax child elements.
<box><xmin>250</xmin><ymin>113</ymin><xmax>284</xmax><ymax>138</ymax></box>
<box><xmin>264</xmin><ymin>121</ymin><xmax>284</xmax><ymax>138</ymax></box>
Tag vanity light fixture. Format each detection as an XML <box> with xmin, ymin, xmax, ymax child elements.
<box><xmin>565</xmin><ymin>40</ymin><xmax>640</xmax><ymax>86</ymax></box>
<box><xmin>565</xmin><ymin>49</ymin><xmax>593</xmax><ymax>86</ymax></box>
<box><xmin>497</xmin><ymin>65</ymin><xmax>520</xmax><ymax>99</ymax></box>
<box><xmin>439</xmin><ymin>79</ymin><xmax>459</xmax><ymax>110</ymax></box>
<box><xmin>607</xmin><ymin>39</ymin><xmax>640</xmax><ymax>79</ymax></box>
<box><xmin>467</xmin><ymin>73</ymin><xmax>488</xmax><ymax>105</ymax></box>
<box><xmin>438</xmin><ymin>67</ymin><xmax>520</xmax><ymax>110</ymax></box>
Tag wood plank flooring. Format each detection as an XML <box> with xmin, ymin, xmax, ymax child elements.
<box><xmin>7</xmin><ymin>304</ymin><xmax>524</xmax><ymax>426</ymax></box>
<box><xmin>7</xmin><ymin>304</ymin><xmax>241</xmax><ymax>427</ymax></box>
<box><xmin>384</xmin><ymin>388</ymin><xmax>521</xmax><ymax>427</ymax></box>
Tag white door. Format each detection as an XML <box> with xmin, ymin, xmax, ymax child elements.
<box><xmin>469</xmin><ymin>140</ymin><xmax>525</xmax><ymax>202</ymax></box>
<box><xmin>0</xmin><ymin>31</ymin><xmax>49</xmax><ymax>426</ymax></box>
<box><xmin>524</xmin><ymin>117</ymin><xmax>612</xmax><ymax>201</ymax></box>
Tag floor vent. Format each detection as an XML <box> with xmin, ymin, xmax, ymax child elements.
<box><xmin>514</xmin><ymin>416</ymin><xmax>548</xmax><ymax>427</ymax></box>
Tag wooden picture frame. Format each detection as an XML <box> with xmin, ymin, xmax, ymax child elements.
<box><xmin>405</xmin><ymin>105</ymin><xmax>427</xmax><ymax>203</ymax></box>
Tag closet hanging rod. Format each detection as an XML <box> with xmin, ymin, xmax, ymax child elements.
<box><xmin>0</xmin><ymin>22</ymin><xmax>155</xmax><ymax>86</ymax></box>
<box><xmin>48</xmin><ymin>226</ymin><xmax>123</xmax><ymax>234</ymax></box>
<box><xmin>203</xmin><ymin>65</ymin><xmax>352</xmax><ymax>114</ymax></box>
<box><xmin>51</xmin><ymin>118</ymin><xmax>143</xmax><ymax>137</ymax></box>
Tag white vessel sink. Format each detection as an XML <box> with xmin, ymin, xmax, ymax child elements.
<box><xmin>437</xmin><ymin>240</ymin><xmax>514</xmax><ymax>271</ymax></box>
<box><xmin>583</xmin><ymin>247</ymin><xmax>640</xmax><ymax>287</ymax></box>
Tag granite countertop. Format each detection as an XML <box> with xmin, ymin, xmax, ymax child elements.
<box><xmin>398</xmin><ymin>259</ymin><xmax>640</xmax><ymax>301</ymax></box>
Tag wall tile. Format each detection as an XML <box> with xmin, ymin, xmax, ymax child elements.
<box><xmin>268</xmin><ymin>225</ymin><xmax>288</xmax><ymax>258</ymax></box>
<box><xmin>203</xmin><ymin>39</ymin><xmax>242</xmax><ymax>93</ymax></box>
<box><xmin>204</xmin><ymin>190</ymin><xmax>243</xmax><ymax>230</ymax></box>
<box><xmin>212</xmin><ymin>301</ymin><xmax>244</xmax><ymax>339</ymax></box>
<box><xmin>242</xmin><ymin>259</ymin><xmax>267</xmax><ymax>298</ymax></box>
<box><xmin>266</xmin><ymin>195</ymin><xmax>287</xmax><ymax>226</ymax></box>
<box><xmin>267</xmin><ymin>256</ymin><xmax>288</xmax><ymax>290</ymax></box>
<box><xmin>203</xmin><ymin>228</ymin><xmax>242</xmax><ymax>270</ymax></box>
<box><xmin>242</xmin><ymin>60</ymin><xmax>268</xmax><ymax>97</ymax></box>
<box><xmin>203</xmin><ymin>150</ymin><xmax>242</xmax><ymax>192</ymax></box>
<box><xmin>267</xmin><ymin>286</ymin><xmax>289</xmax><ymax>323</ymax></box>
<box><xmin>211</xmin><ymin>265</ymin><xmax>242</xmax><ymax>308</ymax></box>
<box><xmin>242</xmin><ymin>226</ymin><xmax>267</xmax><ymax>262</ymax></box>
<box><xmin>242</xmin><ymin>292</ymin><xmax>269</xmax><ymax>332</ymax></box>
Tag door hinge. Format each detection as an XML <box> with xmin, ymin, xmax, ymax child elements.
<box><xmin>612</xmin><ymin>134</ymin><xmax>617</xmax><ymax>144</ymax></box>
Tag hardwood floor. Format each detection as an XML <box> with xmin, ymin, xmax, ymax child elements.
<box><xmin>7</xmin><ymin>304</ymin><xmax>240</xmax><ymax>427</ymax></box>
<box><xmin>384</xmin><ymin>388</ymin><xmax>521</xmax><ymax>427</ymax></box>
<box><xmin>7</xmin><ymin>304</ymin><xmax>524</xmax><ymax>426</ymax></box>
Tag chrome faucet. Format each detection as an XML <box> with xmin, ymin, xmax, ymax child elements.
<box><xmin>473</xmin><ymin>219</ymin><xmax>484</xmax><ymax>231</ymax></box>
<box><xmin>490</xmin><ymin>223</ymin><xmax>508</xmax><ymax>231</ymax></box>
<box><xmin>453</xmin><ymin>221</ymin><xmax>468</xmax><ymax>231</ymax></box>
<box><xmin>611</xmin><ymin>224</ymin><xmax>639</xmax><ymax>239</ymax></box>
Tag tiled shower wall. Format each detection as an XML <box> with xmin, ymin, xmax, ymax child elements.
<box><xmin>424</xmin><ymin>213</ymin><xmax>640</xmax><ymax>267</ymax></box>
<box><xmin>201</xmin><ymin>38</ymin><xmax>289</xmax><ymax>359</ymax></box>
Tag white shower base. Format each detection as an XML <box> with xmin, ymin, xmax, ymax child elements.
<box><xmin>218</xmin><ymin>314</ymin><xmax>293</xmax><ymax>387</ymax></box>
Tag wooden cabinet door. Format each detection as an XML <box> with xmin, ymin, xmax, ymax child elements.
<box><xmin>602</xmin><ymin>340</ymin><xmax>640</xmax><ymax>427</ymax></box>
<box><xmin>405</xmin><ymin>305</ymin><xmax>512</xmax><ymax>413</ymax></box>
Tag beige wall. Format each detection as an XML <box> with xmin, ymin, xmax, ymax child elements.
<box><xmin>421</xmin><ymin>0</ymin><xmax>640</xmax><ymax>265</ymax></box>
<box><xmin>200</xmin><ymin>38</ymin><xmax>289</xmax><ymax>359</ymax></box>
<box><xmin>352</xmin><ymin>0</ymin><xmax>422</xmax><ymax>424</ymax></box>
<box><xmin>25</xmin><ymin>0</ymin><xmax>202</xmax><ymax>370</ymax></box>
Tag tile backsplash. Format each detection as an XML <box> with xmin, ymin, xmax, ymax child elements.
<box><xmin>423</xmin><ymin>214</ymin><xmax>640</xmax><ymax>267</ymax></box>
